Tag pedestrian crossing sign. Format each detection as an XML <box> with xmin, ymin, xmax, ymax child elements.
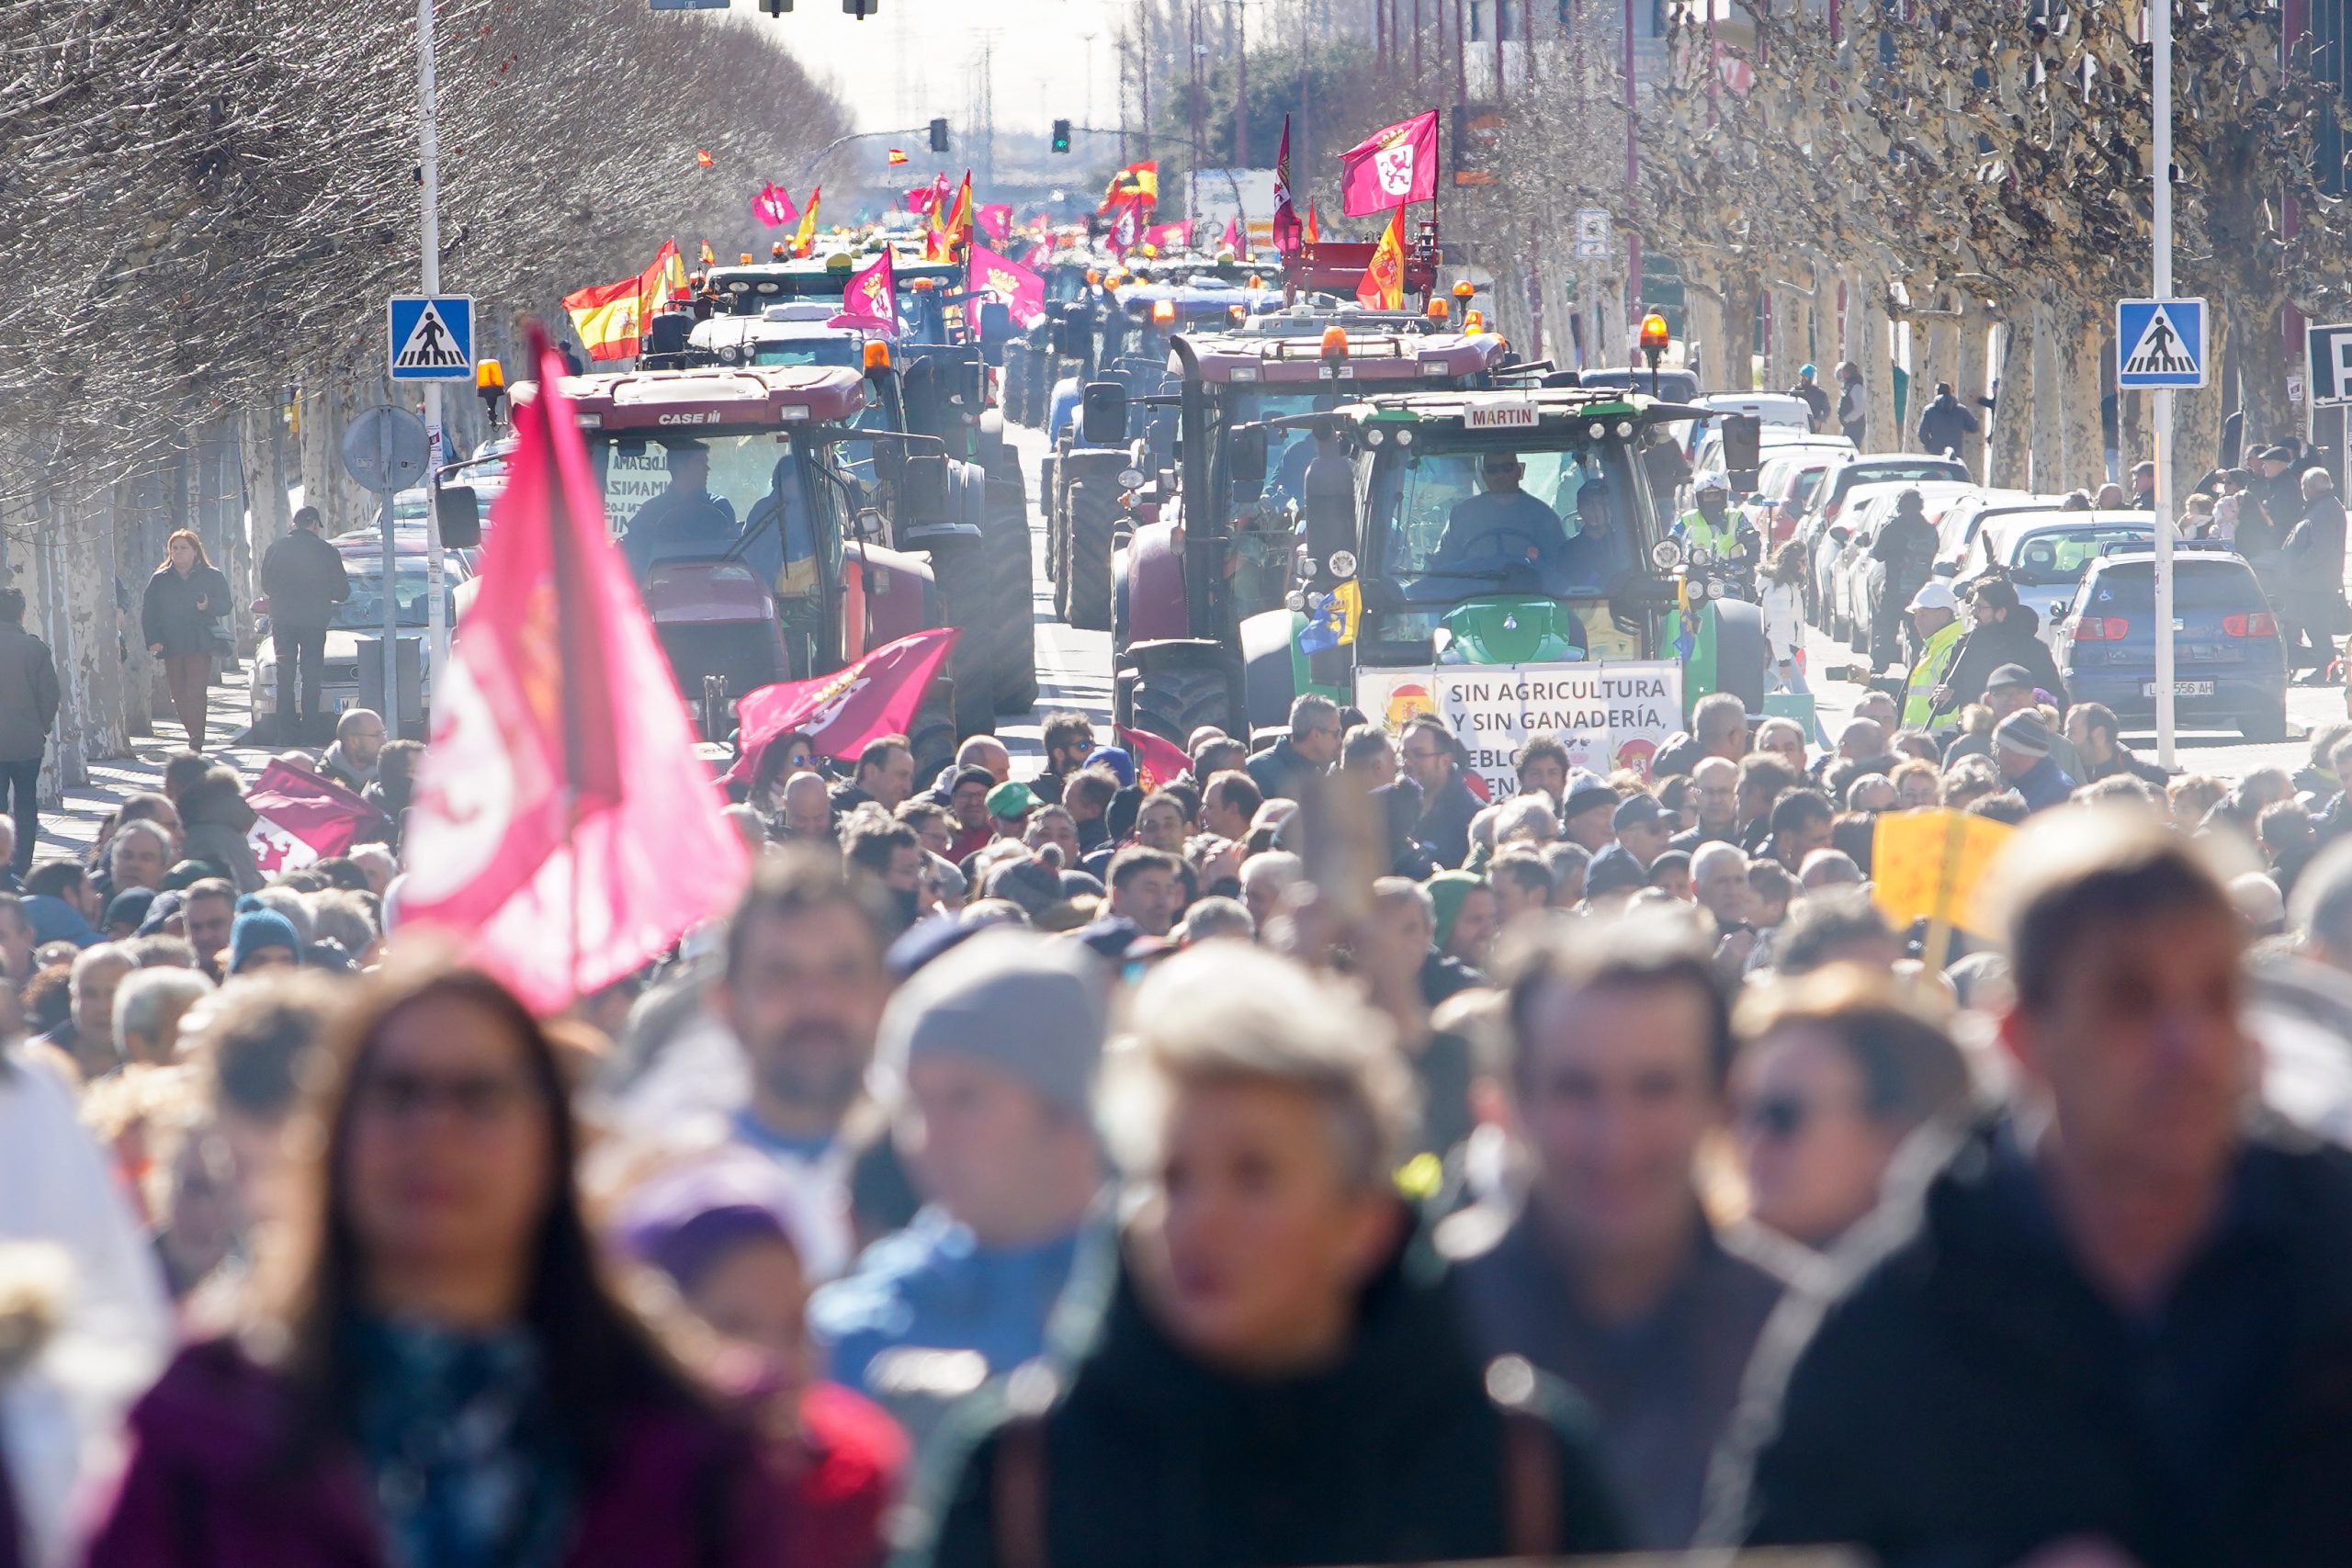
<box><xmin>2116</xmin><ymin>297</ymin><xmax>2206</xmax><ymax>389</ymax></box>
<box><xmin>388</xmin><ymin>295</ymin><xmax>475</xmax><ymax>381</ymax></box>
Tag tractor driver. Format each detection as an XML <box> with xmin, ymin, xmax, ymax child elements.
<box><xmin>1428</xmin><ymin>450</ymin><xmax>1571</xmax><ymax>579</ymax></box>
<box><xmin>623</xmin><ymin>440</ymin><xmax>740</xmax><ymax>581</ymax></box>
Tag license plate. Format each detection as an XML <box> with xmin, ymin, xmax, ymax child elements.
<box><xmin>1465</xmin><ymin>400</ymin><xmax>1539</xmax><ymax>430</ymax></box>
<box><xmin>2143</xmin><ymin>680</ymin><xmax>2215</xmax><ymax>696</ymax></box>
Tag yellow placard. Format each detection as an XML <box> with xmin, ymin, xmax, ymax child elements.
<box><xmin>1871</xmin><ymin>808</ymin><xmax>2015</xmax><ymax>938</ymax></box>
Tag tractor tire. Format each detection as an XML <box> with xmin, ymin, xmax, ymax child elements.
<box><xmin>929</xmin><ymin>534</ymin><xmax>1001</xmax><ymax>732</ymax></box>
<box><xmin>1064</xmin><ymin>481</ymin><xmax>1114</xmax><ymax>632</ymax></box>
<box><xmin>1002</xmin><ymin>344</ymin><xmax>1032</xmax><ymax>424</ymax></box>
<box><xmin>1130</xmin><ymin>661</ymin><xmax>1236</xmax><ymax>748</ymax></box>
<box><xmin>910</xmin><ymin>681</ymin><xmax>958</xmax><ymax>782</ymax></box>
<box><xmin>980</xmin><ymin>488</ymin><xmax>1039</xmax><ymax>715</ymax></box>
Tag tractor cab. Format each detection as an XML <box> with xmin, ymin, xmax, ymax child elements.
<box><xmin>1191</xmin><ymin>387</ymin><xmax>1770</xmax><ymax>783</ymax></box>
<box><xmin>514</xmin><ymin>364</ymin><xmax>982</xmax><ymax>772</ymax></box>
<box><xmin>1103</xmin><ymin>328</ymin><xmax>1511</xmax><ymax>744</ymax></box>
<box><xmin>704</xmin><ymin>253</ymin><xmax>964</xmax><ymax>317</ymax></box>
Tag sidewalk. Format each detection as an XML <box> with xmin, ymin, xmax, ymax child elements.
<box><xmin>36</xmin><ymin>666</ymin><xmax>277</xmax><ymax>862</ymax></box>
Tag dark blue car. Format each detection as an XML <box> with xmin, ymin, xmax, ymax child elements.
<box><xmin>2056</xmin><ymin>549</ymin><xmax>2289</xmax><ymax>740</ymax></box>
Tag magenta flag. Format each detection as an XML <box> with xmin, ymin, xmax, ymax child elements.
<box><xmin>1021</xmin><ymin>239</ymin><xmax>1052</xmax><ymax>269</ymax></box>
<box><xmin>400</xmin><ymin>325</ymin><xmax>749</xmax><ymax>1011</ymax></box>
<box><xmin>724</xmin><ymin>627</ymin><xmax>961</xmax><ymax>783</ymax></box>
<box><xmin>1142</xmin><ymin>220</ymin><xmax>1192</xmax><ymax>251</ymax></box>
<box><xmin>828</xmin><ymin>250</ymin><xmax>899</xmax><ymax>333</ymax></box>
<box><xmin>906</xmin><ymin>185</ymin><xmax>936</xmax><ymax>215</ymax></box>
<box><xmin>1338</xmin><ymin>109</ymin><xmax>1440</xmax><ymax>215</ymax></box>
<box><xmin>967</xmin><ymin>241</ymin><xmax>1047</xmax><ymax>328</ymax></box>
<box><xmin>1272</xmin><ymin>114</ymin><xmax>1302</xmax><ymax>254</ymax></box>
<box><xmin>246</xmin><ymin>760</ymin><xmax>385</xmax><ymax>874</ymax></box>
<box><xmin>752</xmin><ymin>182</ymin><xmax>798</xmax><ymax>228</ymax></box>
<box><xmin>978</xmin><ymin>203</ymin><xmax>1013</xmax><ymax>243</ymax></box>
<box><xmin>1220</xmin><ymin>216</ymin><xmax>1243</xmax><ymax>255</ymax></box>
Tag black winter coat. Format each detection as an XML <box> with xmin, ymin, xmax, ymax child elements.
<box><xmin>1915</xmin><ymin>394</ymin><xmax>1979</xmax><ymax>459</ymax></box>
<box><xmin>258</xmin><ymin>528</ymin><xmax>350</xmax><ymax>630</ymax></box>
<box><xmin>1937</xmin><ymin>606</ymin><xmax>2066</xmax><ymax>718</ymax></box>
<box><xmin>141</xmin><ymin>563</ymin><xmax>233</xmax><ymax>659</ymax></box>
<box><xmin>1720</xmin><ymin>1115</ymin><xmax>2352</xmax><ymax>1568</ymax></box>
<box><xmin>912</xmin><ymin>1223</ymin><xmax>1625</xmax><ymax>1568</ymax></box>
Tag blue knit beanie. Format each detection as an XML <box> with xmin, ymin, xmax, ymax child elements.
<box><xmin>228</xmin><ymin>896</ymin><xmax>302</xmax><ymax>973</ymax></box>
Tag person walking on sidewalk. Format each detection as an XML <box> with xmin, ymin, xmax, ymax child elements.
<box><xmin>0</xmin><ymin>588</ymin><xmax>60</xmax><ymax>876</ymax></box>
<box><xmin>260</xmin><ymin>505</ymin><xmax>349</xmax><ymax>740</ymax></box>
<box><xmin>141</xmin><ymin>529</ymin><xmax>233</xmax><ymax>753</ymax></box>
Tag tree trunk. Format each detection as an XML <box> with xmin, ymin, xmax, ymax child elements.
<box><xmin>1682</xmin><ymin>259</ymin><xmax>1724</xmax><ymax>392</ymax></box>
<box><xmin>2030</xmin><ymin>291</ymin><xmax>2063</xmax><ymax>493</ymax></box>
<box><xmin>1991</xmin><ymin>310</ymin><xmax>2035</xmax><ymax>489</ymax></box>
<box><xmin>1858</xmin><ymin>276</ymin><xmax>1895</xmax><ymax>454</ymax></box>
<box><xmin>2055</xmin><ymin>303</ymin><xmax>2108</xmax><ymax>497</ymax></box>
<box><xmin>1719</xmin><ymin>270</ymin><xmax>1761</xmax><ymax>391</ymax></box>
<box><xmin>2231</xmin><ymin>293</ymin><xmax>2296</xmax><ymax>452</ymax></box>
<box><xmin>1957</xmin><ymin>297</ymin><xmax>1992</xmax><ymax>481</ymax></box>
<box><xmin>117</xmin><ymin>478</ymin><xmax>155</xmax><ymax>737</ymax></box>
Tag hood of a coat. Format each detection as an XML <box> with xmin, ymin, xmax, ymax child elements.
<box><xmin>180</xmin><ymin>773</ymin><xmax>257</xmax><ymax>832</ymax></box>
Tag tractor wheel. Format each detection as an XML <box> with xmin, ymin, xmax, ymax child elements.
<box><xmin>930</xmin><ymin>535</ymin><xmax>1001</xmax><ymax>731</ymax></box>
<box><xmin>910</xmin><ymin>681</ymin><xmax>958</xmax><ymax>781</ymax></box>
<box><xmin>1002</xmin><ymin>344</ymin><xmax>1031</xmax><ymax>424</ymax></box>
<box><xmin>981</xmin><ymin>494</ymin><xmax>1039</xmax><ymax>715</ymax></box>
<box><xmin>1065</xmin><ymin>481</ymin><xmax>1114</xmax><ymax>632</ymax></box>
<box><xmin>1131</xmin><ymin>661</ymin><xmax>1235</xmax><ymax>748</ymax></box>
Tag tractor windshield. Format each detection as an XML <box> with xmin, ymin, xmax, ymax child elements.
<box><xmin>583</xmin><ymin>430</ymin><xmax>844</xmax><ymax>598</ymax></box>
<box><xmin>1368</xmin><ymin>437</ymin><xmax>1638</xmax><ymax>607</ymax></box>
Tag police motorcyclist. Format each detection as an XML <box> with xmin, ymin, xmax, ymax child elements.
<box><xmin>1676</xmin><ymin>476</ymin><xmax>1757</xmax><ymax>585</ymax></box>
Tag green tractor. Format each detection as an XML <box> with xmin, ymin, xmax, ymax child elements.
<box><xmin>1185</xmin><ymin>385</ymin><xmax>1772</xmax><ymax>786</ymax></box>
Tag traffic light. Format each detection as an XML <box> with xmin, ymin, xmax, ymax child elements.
<box><xmin>758</xmin><ymin>0</ymin><xmax>790</xmax><ymax>14</ymax></box>
<box><xmin>1051</xmin><ymin>118</ymin><xmax>1072</xmax><ymax>153</ymax></box>
<box><xmin>929</xmin><ymin>117</ymin><xmax>950</xmax><ymax>153</ymax></box>
<box><xmin>842</xmin><ymin>0</ymin><xmax>877</xmax><ymax>14</ymax></box>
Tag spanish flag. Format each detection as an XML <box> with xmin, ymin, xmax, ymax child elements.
<box><xmin>1097</xmin><ymin>161</ymin><xmax>1159</xmax><ymax>212</ymax></box>
<box><xmin>1356</xmin><ymin>205</ymin><xmax>1406</xmax><ymax>310</ymax></box>
<box><xmin>698</xmin><ymin>239</ymin><xmax>715</xmax><ymax>268</ymax></box>
<box><xmin>793</xmin><ymin>186</ymin><xmax>821</xmax><ymax>257</ymax></box>
<box><xmin>561</xmin><ymin>240</ymin><xmax>684</xmax><ymax>362</ymax></box>
<box><xmin>888</xmin><ymin>147</ymin><xmax>910</xmax><ymax>166</ymax></box>
<box><xmin>1305</xmin><ymin>202</ymin><xmax>1320</xmax><ymax>245</ymax></box>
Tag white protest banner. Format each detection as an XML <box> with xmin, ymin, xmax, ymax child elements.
<box><xmin>1356</xmin><ymin>660</ymin><xmax>1684</xmax><ymax>793</ymax></box>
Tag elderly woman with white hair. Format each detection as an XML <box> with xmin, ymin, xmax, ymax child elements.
<box><xmin>911</xmin><ymin>945</ymin><xmax>1625</xmax><ymax>1568</ymax></box>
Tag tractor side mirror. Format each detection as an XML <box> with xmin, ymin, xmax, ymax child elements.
<box><xmin>1230</xmin><ymin>426</ymin><xmax>1270</xmax><ymax>501</ymax></box>
<box><xmin>435</xmin><ymin>485</ymin><xmax>482</xmax><ymax>549</ymax></box>
<box><xmin>900</xmin><ymin>454</ymin><xmax>951</xmax><ymax>527</ymax></box>
<box><xmin>978</xmin><ymin>301</ymin><xmax>1014</xmax><ymax>343</ymax></box>
<box><xmin>1302</xmin><ymin>450</ymin><xmax>1355</xmax><ymax>570</ymax></box>
<box><xmin>1080</xmin><ymin>381</ymin><xmax>1129</xmax><ymax>446</ymax></box>
<box><xmin>1721</xmin><ymin>413</ymin><xmax>1763</xmax><ymax>492</ymax></box>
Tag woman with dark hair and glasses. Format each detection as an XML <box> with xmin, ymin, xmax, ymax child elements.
<box><xmin>87</xmin><ymin>964</ymin><xmax>789</xmax><ymax>1568</ymax></box>
<box><xmin>1728</xmin><ymin>966</ymin><xmax>1975</xmax><ymax>1252</ymax></box>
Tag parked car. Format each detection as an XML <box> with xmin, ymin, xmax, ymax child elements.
<box><xmin>250</xmin><ymin>538</ymin><xmax>479</xmax><ymax>736</ymax></box>
<box><xmin>1932</xmin><ymin>490</ymin><xmax>2050</xmax><ymax>577</ymax></box>
<box><xmin>1689</xmin><ymin>422</ymin><xmax>1843</xmax><ymax>509</ymax></box>
<box><xmin>1812</xmin><ymin>479</ymin><xmax>1939</xmax><ymax>637</ymax></box>
<box><xmin>2056</xmin><ymin>547</ymin><xmax>2287</xmax><ymax>740</ymax></box>
<box><xmin>1954</xmin><ymin>511</ymin><xmax>2156</xmax><ymax>647</ymax></box>
<box><xmin>1748</xmin><ymin>453</ymin><xmax>1840</xmax><ymax>547</ymax></box>
<box><xmin>1840</xmin><ymin>481</ymin><xmax>1984</xmax><ymax>653</ymax></box>
<box><xmin>1797</xmin><ymin>455</ymin><xmax>1973</xmax><ymax>625</ymax></box>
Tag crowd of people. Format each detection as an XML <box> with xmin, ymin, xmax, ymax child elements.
<box><xmin>10</xmin><ymin>679</ymin><xmax>2352</xmax><ymax>1568</ymax></box>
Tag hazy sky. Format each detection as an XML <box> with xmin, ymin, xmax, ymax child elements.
<box><xmin>759</xmin><ymin>0</ymin><xmax>1125</xmax><ymax>141</ymax></box>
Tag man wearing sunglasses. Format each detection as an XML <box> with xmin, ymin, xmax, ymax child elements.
<box><xmin>1427</xmin><ymin>451</ymin><xmax>1571</xmax><ymax>578</ymax></box>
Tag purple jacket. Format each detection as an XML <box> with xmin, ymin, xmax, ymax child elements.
<box><xmin>84</xmin><ymin>1338</ymin><xmax>792</xmax><ymax>1568</ymax></box>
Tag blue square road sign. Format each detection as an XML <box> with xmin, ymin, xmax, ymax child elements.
<box><xmin>2116</xmin><ymin>298</ymin><xmax>2206</xmax><ymax>389</ymax></box>
<box><xmin>389</xmin><ymin>295</ymin><xmax>475</xmax><ymax>381</ymax></box>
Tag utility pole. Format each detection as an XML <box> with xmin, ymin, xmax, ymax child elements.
<box><xmin>417</xmin><ymin>0</ymin><xmax>447</xmax><ymax>691</ymax></box>
<box><xmin>2153</xmin><ymin>0</ymin><xmax>2177</xmax><ymax>767</ymax></box>
<box><xmin>1235</xmin><ymin>0</ymin><xmax>1248</xmax><ymax>169</ymax></box>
